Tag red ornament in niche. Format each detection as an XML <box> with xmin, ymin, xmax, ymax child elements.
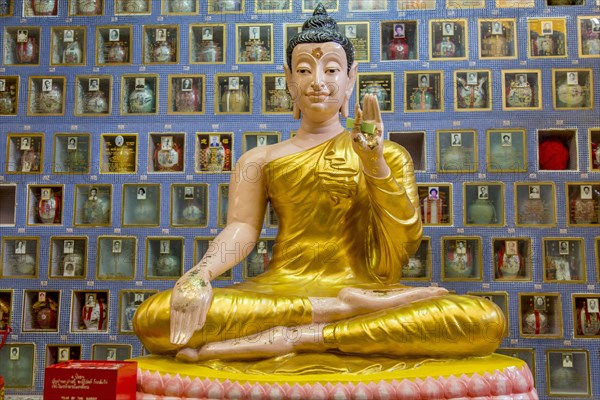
<box><xmin>539</xmin><ymin>139</ymin><xmax>569</xmax><ymax>170</ymax></box>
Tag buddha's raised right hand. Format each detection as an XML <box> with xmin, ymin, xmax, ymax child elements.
<box><xmin>170</xmin><ymin>268</ymin><xmax>213</xmax><ymax>345</ymax></box>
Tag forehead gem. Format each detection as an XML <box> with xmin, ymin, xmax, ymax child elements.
<box><xmin>312</xmin><ymin>47</ymin><xmax>323</xmax><ymax>59</ymax></box>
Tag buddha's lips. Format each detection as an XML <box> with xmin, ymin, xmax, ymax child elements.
<box><xmin>307</xmin><ymin>92</ymin><xmax>329</xmax><ymax>103</ymax></box>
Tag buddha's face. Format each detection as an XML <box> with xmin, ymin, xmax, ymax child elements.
<box><xmin>286</xmin><ymin>41</ymin><xmax>356</xmax><ymax>123</ymax></box>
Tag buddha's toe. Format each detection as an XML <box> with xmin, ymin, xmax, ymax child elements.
<box><xmin>176</xmin><ymin>347</ymin><xmax>201</xmax><ymax>362</ymax></box>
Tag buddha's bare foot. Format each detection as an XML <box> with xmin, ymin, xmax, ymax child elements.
<box><xmin>176</xmin><ymin>324</ymin><xmax>330</xmax><ymax>362</ymax></box>
<box><xmin>338</xmin><ymin>286</ymin><xmax>448</xmax><ymax>314</ymax></box>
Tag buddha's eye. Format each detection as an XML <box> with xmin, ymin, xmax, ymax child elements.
<box><xmin>296</xmin><ymin>67</ymin><xmax>311</xmax><ymax>75</ymax></box>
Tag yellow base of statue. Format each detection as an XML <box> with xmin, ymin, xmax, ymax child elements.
<box><xmin>135</xmin><ymin>353</ymin><xmax>538</xmax><ymax>399</ymax></box>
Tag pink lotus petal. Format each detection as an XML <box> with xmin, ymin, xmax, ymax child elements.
<box><xmin>267</xmin><ymin>383</ymin><xmax>286</xmax><ymax>400</ymax></box>
<box><xmin>486</xmin><ymin>371</ymin><xmax>512</xmax><ymax>396</ymax></box>
<box><xmin>206</xmin><ymin>379</ymin><xmax>225</xmax><ymax>399</ymax></box>
<box><xmin>183</xmin><ymin>377</ymin><xmax>205</xmax><ymax>398</ymax></box>
<box><xmin>467</xmin><ymin>373</ymin><xmax>491</xmax><ymax>397</ymax></box>
<box><xmin>418</xmin><ymin>377</ymin><xmax>445</xmax><ymax>399</ymax></box>
<box><xmin>351</xmin><ymin>382</ymin><xmax>373</xmax><ymax>400</ymax></box>
<box><xmin>329</xmin><ymin>383</ymin><xmax>351</xmax><ymax>400</ymax></box>
<box><xmin>368</xmin><ymin>381</ymin><xmax>396</xmax><ymax>400</ymax></box>
<box><xmin>224</xmin><ymin>381</ymin><xmax>245</xmax><ymax>399</ymax></box>
<box><xmin>287</xmin><ymin>383</ymin><xmax>307</xmax><ymax>400</ymax></box>
<box><xmin>507</xmin><ymin>367</ymin><xmax>530</xmax><ymax>393</ymax></box>
<box><xmin>306</xmin><ymin>383</ymin><xmax>328</xmax><ymax>400</ymax></box>
<box><xmin>392</xmin><ymin>379</ymin><xmax>421</xmax><ymax>400</ymax></box>
<box><xmin>443</xmin><ymin>375</ymin><xmax>468</xmax><ymax>397</ymax></box>
<box><xmin>141</xmin><ymin>371</ymin><xmax>165</xmax><ymax>395</ymax></box>
<box><xmin>249</xmin><ymin>382</ymin><xmax>267</xmax><ymax>399</ymax></box>
<box><xmin>163</xmin><ymin>374</ymin><xmax>184</xmax><ymax>397</ymax></box>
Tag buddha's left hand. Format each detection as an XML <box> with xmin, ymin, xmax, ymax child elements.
<box><xmin>350</xmin><ymin>94</ymin><xmax>390</xmax><ymax>178</ymax></box>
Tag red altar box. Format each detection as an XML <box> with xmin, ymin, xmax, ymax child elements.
<box><xmin>44</xmin><ymin>360</ymin><xmax>136</xmax><ymax>400</ymax></box>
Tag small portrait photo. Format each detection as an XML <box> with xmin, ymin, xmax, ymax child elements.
<box><xmin>345</xmin><ymin>24</ymin><xmax>357</xmax><ymax>39</ymax></box>
<box><xmin>41</xmin><ymin>188</ymin><xmax>51</xmax><ymax>200</ymax></box>
<box><xmin>428</xmin><ymin>186</ymin><xmax>439</xmax><ymax>200</ymax></box>
<box><xmin>592</xmin><ymin>18</ymin><xmax>600</xmax><ymax>33</ymax></box>
<box><xmin>515</xmin><ymin>74</ymin><xmax>528</xmax><ymax>87</ymax></box>
<box><xmin>275</xmin><ymin>76</ymin><xmax>286</xmax><ymax>90</ymax></box>
<box><xmin>88</xmin><ymin>78</ymin><xmax>99</xmax><ymax>92</ymax></box>
<box><xmin>209</xmin><ymin>135</ymin><xmax>221</xmax><ymax>147</ymax></box>
<box><xmin>542</xmin><ymin>21</ymin><xmax>553</xmax><ymax>35</ymax></box>
<box><xmin>85</xmin><ymin>293</ymin><xmax>97</xmax><ymax>306</ymax></box>
<box><xmin>137</xmin><ymin>187</ymin><xmax>147</xmax><ymax>200</ymax></box>
<box><xmin>478</xmin><ymin>185</ymin><xmax>489</xmax><ymax>199</ymax></box>
<box><xmin>505</xmin><ymin>240</ymin><xmax>518</xmax><ymax>255</ymax></box>
<box><xmin>17</xmin><ymin>30</ymin><xmax>28</xmax><ymax>43</ymax></box>
<box><xmin>20</xmin><ymin>137</ymin><xmax>31</xmax><ymax>150</ymax></box>
<box><xmin>393</xmin><ymin>23</ymin><xmax>405</xmax><ymax>38</ymax></box>
<box><xmin>529</xmin><ymin>185</ymin><xmax>540</xmax><ymax>199</ymax></box>
<box><xmin>587</xmin><ymin>298</ymin><xmax>599</xmax><ymax>313</ymax></box>
<box><xmin>64</xmin><ymin>262</ymin><xmax>75</xmax><ymax>276</ymax></box>
<box><xmin>249</xmin><ymin>26</ymin><xmax>260</xmax><ymax>40</ymax></box>
<box><xmin>184</xmin><ymin>186</ymin><xmax>194</xmax><ymax>199</ymax></box>
<box><xmin>135</xmin><ymin>77</ymin><xmax>146</xmax><ymax>90</ymax></box>
<box><xmin>501</xmin><ymin>132</ymin><xmax>512</xmax><ymax>146</ymax></box>
<box><xmin>256</xmin><ymin>135</ymin><xmax>267</xmax><ymax>147</ymax></box>
<box><xmin>109</xmin><ymin>28</ymin><xmax>120</xmax><ymax>41</ymax></box>
<box><xmin>0</xmin><ymin>79</ymin><xmax>5</xmax><ymax>92</ymax></box>
<box><xmin>534</xmin><ymin>295</ymin><xmax>546</xmax><ymax>311</ymax></box>
<box><xmin>155</xmin><ymin>28</ymin><xmax>167</xmax><ymax>42</ymax></box>
<box><xmin>492</xmin><ymin>21</ymin><xmax>503</xmax><ymax>35</ymax></box>
<box><xmin>63</xmin><ymin>240</ymin><xmax>75</xmax><ymax>254</ymax></box>
<box><xmin>418</xmin><ymin>74</ymin><xmax>429</xmax><ymax>88</ymax></box>
<box><xmin>160</xmin><ymin>240</ymin><xmax>170</xmax><ymax>254</ymax></box>
<box><xmin>455</xmin><ymin>240</ymin><xmax>467</xmax><ymax>254</ymax></box>
<box><xmin>10</xmin><ymin>346</ymin><xmax>20</xmax><ymax>360</ymax></box>
<box><xmin>63</xmin><ymin>29</ymin><xmax>74</xmax><ymax>42</ymax></box>
<box><xmin>443</xmin><ymin>22</ymin><xmax>454</xmax><ymax>36</ymax></box>
<box><xmin>161</xmin><ymin>136</ymin><xmax>173</xmax><ymax>150</ymax></box>
<box><xmin>562</xmin><ymin>353</ymin><xmax>573</xmax><ymax>368</ymax></box>
<box><xmin>559</xmin><ymin>240</ymin><xmax>569</xmax><ymax>255</ymax></box>
<box><xmin>67</xmin><ymin>136</ymin><xmax>78</xmax><ymax>150</ymax></box>
<box><xmin>467</xmin><ymin>72</ymin><xmax>478</xmax><ymax>85</ymax></box>
<box><xmin>58</xmin><ymin>347</ymin><xmax>70</xmax><ymax>362</ymax></box>
<box><xmin>451</xmin><ymin>132</ymin><xmax>462</xmax><ymax>146</ymax></box>
<box><xmin>42</xmin><ymin>79</ymin><xmax>53</xmax><ymax>92</ymax></box>
<box><xmin>202</xmin><ymin>27</ymin><xmax>213</xmax><ymax>41</ymax></box>
<box><xmin>134</xmin><ymin>292</ymin><xmax>145</xmax><ymax>302</ymax></box>
<box><xmin>106</xmin><ymin>348</ymin><xmax>117</xmax><ymax>361</ymax></box>
<box><xmin>38</xmin><ymin>291</ymin><xmax>46</xmax><ymax>302</ymax></box>
<box><xmin>567</xmin><ymin>71</ymin><xmax>579</xmax><ymax>85</ymax></box>
<box><xmin>89</xmin><ymin>187</ymin><xmax>98</xmax><ymax>200</ymax></box>
<box><xmin>15</xmin><ymin>240</ymin><xmax>26</xmax><ymax>255</ymax></box>
<box><xmin>112</xmin><ymin>239</ymin><xmax>122</xmax><ymax>254</ymax></box>
<box><xmin>228</xmin><ymin>77</ymin><xmax>239</xmax><ymax>90</ymax></box>
<box><xmin>181</xmin><ymin>78</ymin><xmax>192</xmax><ymax>91</ymax></box>
<box><xmin>580</xmin><ymin>185</ymin><xmax>592</xmax><ymax>199</ymax></box>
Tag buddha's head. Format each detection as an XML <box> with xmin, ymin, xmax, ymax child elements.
<box><xmin>285</xmin><ymin>4</ymin><xmax>358</xmax><ymax>120</ymax></box>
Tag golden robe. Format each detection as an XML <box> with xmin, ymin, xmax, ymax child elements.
<box><xmin>134</xmin><ymin>132</ymin><xmax>505</xmax><ymax>358</ymax></box>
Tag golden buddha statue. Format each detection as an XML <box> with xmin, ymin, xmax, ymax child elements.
<box><xmin>134</xmin><ymin>5</ymin><xmax>505</xmax><ymax>366</ymax></box>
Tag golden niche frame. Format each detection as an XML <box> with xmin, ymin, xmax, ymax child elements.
<box><xmin>546</xmin><ymin>349</ymin><xmax>591</xmax><ymax>398</ymax></box>
<box><xmin>122</xmin><ymin>183</ymin><xmax>161</xmax><ymax>227</ymax></box>
<box><xmin>429</xmin><ymin>19</ymin><xmax>468</xmax><ymax>61</ymax></box>
<box><xmin>26</xmin><ymin>184</ymin><xmax>64</xmax><ymax>226</ymax></box>
<box><xmin>21</xmin><ymin>290</ymin><xmax>60</xmax><ymax>333</ymax></box>
<box><xmin>527</xmin><ymin>18</ymin><xmax>568</xmax><ymax>58</ymax></box>
<box><xmin>577</xmin><ymin>16</ymin><xmax>600</xmax><ymax>58</ymax></box>
<box><xmin>168</xmin><ymin>74</ymin><xmax>205</xmax><ymax>114</ymax></box>
<box><xmin>142</xmin><ymin>25</ymin><xmax>179</xmax><ymax>65</ymax></box>
<box><xmin>27</xmin><ymin>76</ymin><xmax>67</xmax><ymax>116</ymax></box>
<box><xmin>552</xmin><ymin>68</ymin><xmax>594</xmax><ymax>110</ymax></box>
<box><xmin>463</xmin><ymin>182</ymin><xmax>504</xmax><ymax>227</ymax></box>
<box><xmin>99</xmin><ymin>133</ymin><xmax>138</xmax><ymax>174</ymax></box>
<box><xmin>48</xmin><ymin>236</ymin><xmax>88</xmax><ymax>279</ymax></box>
<box><xmin>73</xmin><ymin>184</ymin><xmax>112</xmax><ymax>227</ymax></box>
<box><xmin>0</xmin><ymin>236</ymin><xmax>40</xmax><ymax>279</ymax></box>
<box><xmin>501</xmin><ymin>69</ymin><xmax>542</xmax><ymax>111</ymax></box>
<box><xmin>121</xmin><ymin>74</ymin><xmax>159</xmax><ymax>116</ymax></box>
<box><xmin>357</xmin><ymin>72</ymin><xmax>394</xmax><ymax>112</ymax></box>
<box><xmin>590</xmin><ymin>128</ymin><xmax>600</xmax><ymax>171</ymax></box>
<box><xmin>70</xmin><ymin>290</ymin><xmax>110</xmax><ymax>333</ymax></box>
<box><xmin>565</xmin><ymin>182</ymin><xmax>600</xmax><ymax>226</ymax></box>
<box><xmin>236</xmin><ymin>23</ymin><xmax>274</xmax><ymax>64</ymax></box>
<box><xmin>492</xmin><ymin>237</ymin><xmax>532</xmax><ymax>281</ymax></box>
<box><xmin>96</xmin><ymin>236</ymin><xmax>137</xmax><ymax>280</ymax></box>
<box><xmin>195</xmin><ymin>132</ymin><xmax>234</xmax><ymax>173</ymax></box>
<box><xmin>170</xmin><ymin>183</ymin><xmax>209</xmax><ymax>228</ymax></box>
<box><xmin>441</xmin><ymin>236</ymin><xmax>483</xmax><ymax>281</ymax></box>
<box><xmin>380</xmin><ymin>20</ymin><xmax>419</xmax><ymax>62</ymax></box>
<box><xmin>263</xmin><ymin>74</ymin><xmax>293</xmax><ymax>114</ymax></box>
<box><xmin>74</xmin><ymin>75</ymin><xmax>112</xmax><ymax>116</ymax></box>
<box><xmin>404</xmin><ymin>71</ymin><xmax>444</xmax><ymax>112</ymax></box>
<box><xmin>0</xmin><ymin>343</ymin><xmax>36</xmax><ymax>388</ymax></box>
<box><xmin>572</xmin><ymin>294</ymin><xmax>600</xmax><ymax>338</ymax></box>
<box><xmin>243</xmin><ymin>238</ymin><xmax>275</xmax><ymax>278</ymax></box>
<box><xmin>118</xmin><ymin>290</ymin><xmax>159</xmax><ymax>334</ymax></box>
<box><xmin>486</xmin><ymin>128</ymin><xmax>527</xmax><ymax>173</ymax></box>
<box><xmin>3</xmin><ymin>26</ymin><xmax>42</xmax><ymax>66</ymax></box>
<box><xmin>96</xmin><ymin>25</ymin><xmax>132</xmax><ymax>66</ymax></box>
<box><xmin>542</xmin><ymin>237</ymin><xmax>586</xmax><ymax>283</ymax></box>
<box><xmin>218</xmin><ymin>183</ymin><xmax>229</xmax><ymax>228</ymax></box>
<box><xmin>478</xmin><ymin>18</ymin><xmax>517</xmax><ymax>59</ymax></box>
<box><xmin>5</xmin><ymin>133</ymin><xmax>44</xmax><ymax>174</ymax></box>
<box><xmin>417</xmin><ymin>184</ymin><xmax>452</xmax><ymax>226</ymax></box>
<box><xmin>0</xmin><ymin>76</ymin><xmax>19</xmax><ymax>116</ymax></box>
<box><xmin>215</xmin><ymin>74</ymin><xmax>252</xmax><ymax>114</ymax></box>
<box><xmin>454</xmin><ymin>70</ymin><xmax>492</xmax><ymax>112</ymax></box>
<box><xmin>436</xmin><ymin>129</ymin><xmax>478</xmax><ymax>173</ymax></box>
<box><xmin>148</xmin><ymin>132</ymin><xmax>186</xmax><ymax>173</ymax></box>
<box><xmin>190</xmin><ymin>24</ymin><xmax>226</xmax><ymax>64</ymax></box>
<box><xmin>514</xmin><ymin>182</ymin><xmax>557</xmax><ymax>227</ymax></box>
<box><xmin>519</xmin><ymin>292</ymin><xmax>563</xmax><ymax>338</ymax></box>
<box><xmin>400</xmin><ymin>236</ymin><xmax>431</xmax><ymax>281</ymax></box>
<box><xmin>337</xmin><ymin>22</ymin><xmax>371</xmax><ymax>63</ymax></box>
<box><xmin>145</xmin><ymin>237</ymin><xmax>184</xmax><ymax>280</ymax></box>
<box><xmin>92</xmin><ymin>344</ymin><xmax>133</xmax><ymax>361</ymax></box>
<box><xmin>49</xmin><ymin>26</ymin><xmax>86</xmax><ymax>66</ymax></box>
<box><xmin>242</xmin><ymin>131</ymin><xmax>281</xmax><ymax>153</ymax></box>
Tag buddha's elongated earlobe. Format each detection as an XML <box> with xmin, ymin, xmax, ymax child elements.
<box><xmin>293</xmin><ymin>102</ymin><xmax>301</xmax><ymax>119</ymax></box>
<box><xmin>340</xmin><ymin>98</ymin><xmax>349</xmax><ymax>118</ymax></box>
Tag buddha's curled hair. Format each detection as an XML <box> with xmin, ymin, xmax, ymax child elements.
<box><xmin>286</xmin><ymin>3</ymin><xmax>355</xmax><ymax>73</ymax></box>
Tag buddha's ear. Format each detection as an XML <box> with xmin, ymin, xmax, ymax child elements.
<box><xmin>284</xmin><ymin>64</ymin><xmax>301</xmax><ymax>119</ymax></box>
<box><xmin>341</xmin><ymin>62</ymin><xmax>358</xmax><ymax>118</ymax></box>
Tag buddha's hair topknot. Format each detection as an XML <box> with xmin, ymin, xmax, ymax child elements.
<box><xmin>286</xmin><ymin>3</ymin><xmax>355</xmax><ymax>73</ymax></box>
